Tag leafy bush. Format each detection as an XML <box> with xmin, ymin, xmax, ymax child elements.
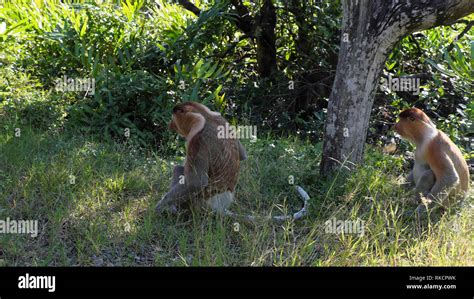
<box><xmin>0</xmin><ymin>67</ymin><xmax>67</xmax><ymax>130</ymax></box>
<box><xmin>0</xmin><ymin>0</ymin><xmax>228</xmax><ymax>146</ymax></box>
<box><xmin>0</xmin><ymin>0</ymin><xmax>471</xmax><ymax>150</ymax></box>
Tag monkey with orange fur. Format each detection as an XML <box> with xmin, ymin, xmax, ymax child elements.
<box><xmin>156</xmin><ymin>102</ymin><xmax>310</xmax><ymax>221</ymax></box>
<box><xmin>393</xmin><ymin>108</ymin><xmax>470</xmax><ymax>214</ymax></box>
<box><xmin>155</xmin><ymin>101</ymin><xmax>247</xmax><ymax>214</ymax></box>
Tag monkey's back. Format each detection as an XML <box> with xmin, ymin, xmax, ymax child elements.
<box><xmin>199</xmin><ymin>121</ymin><xmax>241</xmax><ymax>199</ymax></box>
<box><xmin>438</xmin><ymin>131</ymin><xmax>470</xmax><ymax>192</ymax></box>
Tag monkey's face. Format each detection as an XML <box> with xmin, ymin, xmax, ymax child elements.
<box><xmin>393</xmin><ymin>108</ymin><xmax>431</xmax><ymax>142</ymax></box>
<box><xmin>393</xmin><ymin>117</ymin><xmax>414</xmax><ymax>140</ymax></box>
<box><xmin>169</xmin><ymin>104</ymin><xmax>204</xmax><ymax>138</ymax></box>
<box><xmin>169</xmin><ymin>106</ymin><xmax>189</xmax><ymax>137</ymax></box>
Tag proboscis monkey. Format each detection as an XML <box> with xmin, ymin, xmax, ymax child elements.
<box><xmin>393</xmin><ymin>108</ymin><xmax>469</xmax><ymax>214</ymax></box>
<box><xmin>155</xmin><ymin>101</ymin><xmax>246</xmax><ymax>213</ymax></box>
<box><xmin>156</xmin><ymin>102</ymin><xmax>309</xmax><ymax>222</ymax></box>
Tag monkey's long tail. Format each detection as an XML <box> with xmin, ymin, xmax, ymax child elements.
<box><xmin>223</xmin><ymin>185</ymin><xmax>310</xmax><ymax>223</ymax></box>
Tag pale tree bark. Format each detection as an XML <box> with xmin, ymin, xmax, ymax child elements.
<box><xmin>320</xmin><ymin>0</ymin><xmax>474</xmax><ymax>175</ymax></box>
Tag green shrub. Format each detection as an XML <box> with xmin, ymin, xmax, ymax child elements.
<box><xmin>0</xmin><ymin>0</ymin><xmax>228</xmax><ymax>146</ymax></box>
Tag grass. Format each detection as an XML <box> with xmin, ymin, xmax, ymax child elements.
<box><xmin>0</xmin><ymin>0</ymin><xmax>472</xmax><ymax>267</ymax></box>
<box><xmin>0</xmin><ymin>123</ymin><xmax>472</xmax><ymax>266</ymax></box>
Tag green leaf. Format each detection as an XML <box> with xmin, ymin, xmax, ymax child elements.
<box><xmin>385</xmin><ymin>61</ymin><xmax>396</xmax><ymax>71</ymax></box>
<box><xmin>190</xmin><ymin>81</ymin><xmax>200</xmax><ymax>101</ymax></box>
<box><xmin>204</xmin><ymin>63</ymin><xmax>218</xmax><ymax>78</ymax></box>
<box><xmin>80</xmin><ymin>16</ymin><xmax>88</xmax><ymax>38</ymax></box>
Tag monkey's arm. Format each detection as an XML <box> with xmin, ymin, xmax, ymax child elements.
<box><xmin>401</xmin><ymin>169</ymin><xmax>415</xmax><ymax>189</ymax></box>
<box><xmin>414</xmin><ymin>169</ymin><xmax>435</xmax><ymax>198</ymax></box>
<box><xmin>237</xmin><ymin>140</ymin><xmax>247</xmax><ymax>161</ymax></box>
<box><xmin>156</xmin><ymin>144</ymin><xmax>209</xmax><ymax>212</ymax></box>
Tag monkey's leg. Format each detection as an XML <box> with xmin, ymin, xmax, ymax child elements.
<box><xmin>170</xmin><ymin>165</ymin><xmax>184</xmax><ymax>187</ymax></box>
<box><xmin>401</xmin><ymin>169</ymin><xmax>415</xmax><ymax>189</ymax></box>
<box><xmin>422</xmin><ymin>153</ymin><xmax>461</xmax><ymax>215</ymax></box>
<box><xmin>156</xmin><ymin>170</ymin><xmax>209</xmax><ymax>214</ymax></box>
<box><xmin>156</xmin><ymin>143</ymin><xmax>210</xmax><ymax>214</ymax></box>
<box><xmin>426</xmin><ymin>174</ymin><xmax>459</xmax><ymax>208</ymax></box>
<box><xmin>415</xmin><ymin>172</ymin><xmax>459</xmax><ymax>217</ymax></box>
<box><xmin>411</xmin><ymin>169</ymin><xmax>436</xmax><ymax>216</ymax></box>
<box><xmin>156</xmin><ymin>165</ymin><xmax>184</xmax><ymax>214</ymax></box>
<box><xmin>168</xmin><ymin>165</ymin><xmax>185</xmax><ymax>213</ymax></box>
<box><xmin>414</xmin><ymin>169</ymin><xmax>435</xmax><ymax>199</ymax></box>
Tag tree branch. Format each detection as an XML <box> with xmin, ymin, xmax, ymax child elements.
<box><xmin>446</xmin><ymin>20</ymin><xmax>473</xmax><ymax>52</ymax></box>
<box><xmin>409</xmin><ymin>34</ymin><xmax>423</xmax><ymax>55</ymax></box>
<box><xmin>178</xmin><ymin>0</ymin><xmax>201</xmax><ymax>17</ymax></box>
<box><xmin>230</xmin><ymin>0</ymin><xmax>254</xmax><ymax>37</ymax></box>
<box><xmin>403</xmin><ymin>0</ymin><xmax>474</xmax><ymax>34</ymax></box>
<box><xmin>206</xmin><ymin>34</ymin><xmax>249</xmax><ymax>59</ymax></box>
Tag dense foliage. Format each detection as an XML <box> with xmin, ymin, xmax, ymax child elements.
<box><xmin>0</xmin><ymin>0</ymin><xmax>472</xmax><ymax>150</ymax></box>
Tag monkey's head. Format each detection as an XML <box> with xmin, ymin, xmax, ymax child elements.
<box><xmin>393</xmin><ymin>108</ymin><xmax>435</xmax><ymax>143</ymax></box>
<box><xmin>169</xmin><ymin>102</ymin><xmax>220</xmax><ymax>139</ymax></box>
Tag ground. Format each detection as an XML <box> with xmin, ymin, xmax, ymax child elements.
<box><xmin>0</xmin><ymin>125</ymin><xmax>472</xmax><ymax>266</ymax></box>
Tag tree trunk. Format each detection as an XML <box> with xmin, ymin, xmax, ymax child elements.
<box><xmin>255</xmin><ymin>0</ymin><xmax>278</xmax><ymax>77</ymax></box>
<box><xmin>320</xmin><ymin>0</ymin><xmax>474</xmax><ymax>175</ymax></box>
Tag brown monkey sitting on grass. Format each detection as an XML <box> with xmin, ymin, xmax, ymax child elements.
<box><xmin>156</xmin><ymin>101</ymin><xmax>310</xmax><ymax>222</ymax></box>
<box><xmin>393</xmin><ymin>108</ymin><xmax>470</xmax><ymax>215</ymax></box>
<box><xmin>155</xmin><ymin>101</ymin><xmax>247</xmax><ymax>214</ymax></box>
